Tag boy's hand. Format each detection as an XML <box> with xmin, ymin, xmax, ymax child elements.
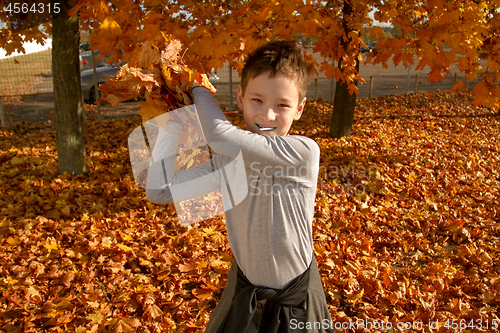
<box><xmin>190</xmin><ymin>80</ymin><xmax>204</xmax><ymax>95</ymax></box>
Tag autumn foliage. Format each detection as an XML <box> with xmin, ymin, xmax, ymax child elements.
<box><xmin>2</xmin><ymin>1</ymin><xmax>500</xmax><ymax>109</ymax></box>
<box><xmin>64</xmin><ymin>0</ymin><xmax>500</xmax><ymax>109</ymax></box>
<box><xmin>1</xmin><ymin>90</ymin><xmax>499</xmax><ymax>332</ymax></box>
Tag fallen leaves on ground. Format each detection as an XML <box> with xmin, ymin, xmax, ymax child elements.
<box><xmin>0</xmin><ymin>90</ymin><xmax>499</xmax><ymax>332</ymax></box>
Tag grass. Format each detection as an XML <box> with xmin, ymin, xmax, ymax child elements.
<box><xmin>0</xmin><ymin>49</ymin><xmax>52</xmax><ymax>97</ymax></box>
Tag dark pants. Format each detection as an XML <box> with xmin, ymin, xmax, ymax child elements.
<box><xmin>246</xmin><ymin>299</ymin><xmax>307</xmax><ymax>333</ymax></box>
<box><xmin>205</xmin><ymin>257</ymin><xmax>333</xmax><ymax>333</ymax></box>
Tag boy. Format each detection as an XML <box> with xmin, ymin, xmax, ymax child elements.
<box><xmin>146</xmin><ymin>40</ymin><xmax>333</xmax><ymax>332</ymax></box>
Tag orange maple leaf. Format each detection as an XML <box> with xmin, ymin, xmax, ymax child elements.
<box><xmin>100</xmin><ymin>16</ymin><xmax>122</xmax><ymax>36</ymax></box>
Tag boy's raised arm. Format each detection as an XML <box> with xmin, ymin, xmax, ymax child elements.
<box><xmin>192</xmin><ymin>87</ymin><xmax>320</xmax><ymax>181</ymax></box>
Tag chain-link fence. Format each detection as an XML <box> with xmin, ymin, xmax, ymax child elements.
<box><xmin>0</xmin><ymin>44</ymin><xmax>481</xmax><ymax>127</ymax></box>
<box><xmin>0</xmin><ymin>39</ymin><xmax>146</xmax><ymax>126</ymax></box>
<box><xmin>214</xmin><ymin>51</ymin><xmax>478</xmax><ymax>110</ymax></box>
<box><xmin>215</xmin><ymin>69</ymin><xmax>470</xmax><ymax>111</ymax></box>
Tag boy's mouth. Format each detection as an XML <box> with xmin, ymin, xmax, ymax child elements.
<box><xmin>256</xmin><ymin>123</ymin><xmax>276</xmax><ymax>131</ymax></box>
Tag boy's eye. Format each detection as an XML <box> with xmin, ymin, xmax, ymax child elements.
<box><xmin>278</xmin><ymin>104</ymin><xmax>290</xmax><ymax>108</ymax></box>
<box><xmin>252</xmin><ymin>98</ymin><xmax>263</xmax><ymax>103</ymax></box>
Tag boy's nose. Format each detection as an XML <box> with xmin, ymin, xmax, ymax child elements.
<box><xmin>261</xmin><ymin>107</ymin><xmax>276</xmax><ymax>122</ymax></box>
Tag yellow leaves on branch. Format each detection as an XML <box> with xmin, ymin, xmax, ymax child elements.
<box><xmin>367</xmin><ymin>26</ymin><xmax>385</xmax><ymax>40</ymax></box>
<box><xmin>69</xmin><ymin>0</ymin><xmax>500</xmax><ymax>106</ymax></box>
<box><xmin>98</xmin><ymin>40</ymin><xmax>216</xmax><ymax>123</ymax></box>
<box><xmin>472</xmin><ymin>81</ymin><xmax>500</xmax><ymax>108</ymax></box>
<box><xmin>100</xmin><ymin>16</ymin><xmax>122</xmax><ymax>36</ymax></box>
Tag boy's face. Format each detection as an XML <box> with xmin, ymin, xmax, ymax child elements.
<box><xmin>237</xmin><ymin>71</ymin><xmax>306</xmax><ymax>137</ymax></box>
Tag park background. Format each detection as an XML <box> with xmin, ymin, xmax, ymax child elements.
<box><xmin>0</xmin><ymin>28</ymin><xmax>483</xmax><ymax>126</ymax></box>
<box><xmin>1</xmin><ymin>4</ymin><xmax>499</xmax><ymax>333</ymax></box>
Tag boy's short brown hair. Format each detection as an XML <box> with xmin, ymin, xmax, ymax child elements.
<box><xmin>240</xmin><ymin>40</ymin><xmax>313</xmax><ymax>102</ymax></box>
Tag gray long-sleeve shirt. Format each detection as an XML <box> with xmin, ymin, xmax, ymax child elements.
<box><xmin>146</xmin><ymin>88</ymin><xmax>320</xmax><ymax>289</ymax></box>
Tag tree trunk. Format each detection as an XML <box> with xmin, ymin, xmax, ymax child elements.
<box><xmin>51</xmin><ymin>0</ymin><xmax>86</xmax><ymax>175</ymax></box>
<box><xmin>330</xmin><ymin>60</ymin><xmax>359</xmax><ymax>138</ymax></box>
<box><xmin>329</xmin><ymin>0</ymin><xmax>359</xmax><ymax>139</ymax></box>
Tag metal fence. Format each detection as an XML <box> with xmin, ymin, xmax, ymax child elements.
<box><xmin>0</xmin><ymin>40</ymin><xmax>144</xmax><ymax>126</ymax></box>
<box><xmin>214</xmin><ymin>62</ymin><xmax>475</xmax><ymax>111</ymax></box>
<box><xmin>0</xmin><ymin>45</ymin><xmax>480</xmax><ymax>128</ymax></box>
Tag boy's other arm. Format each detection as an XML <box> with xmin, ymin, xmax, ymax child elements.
<box><xmin>146</xmin><ymin>159</ymin><xmax>222</xmax><ymax>204</ymax></box>
<box><xmin>145</xmin><ymin>122</ymin><xmax>222</xmax><ymax>204</ymax></box>
<box><xmin>145</xmin><ymin>122</ymin><xmax>180</xmax><ymax>204</ymax></box>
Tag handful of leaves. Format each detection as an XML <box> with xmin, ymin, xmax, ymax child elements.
<box><xmin>98</xmin><ymin>40</ymin><xmax>217</xmax><ymax>123</ymax></box>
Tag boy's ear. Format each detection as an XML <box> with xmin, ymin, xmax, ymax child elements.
<box><xmin>294</xmin><ymin>97</ymin><xmax>307</xmax><ymax>120</ymax></box>
<box><xmin>237</xmin><ymin>86</ymin><xmax>244</xmax><ymax>110</ymax></box>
